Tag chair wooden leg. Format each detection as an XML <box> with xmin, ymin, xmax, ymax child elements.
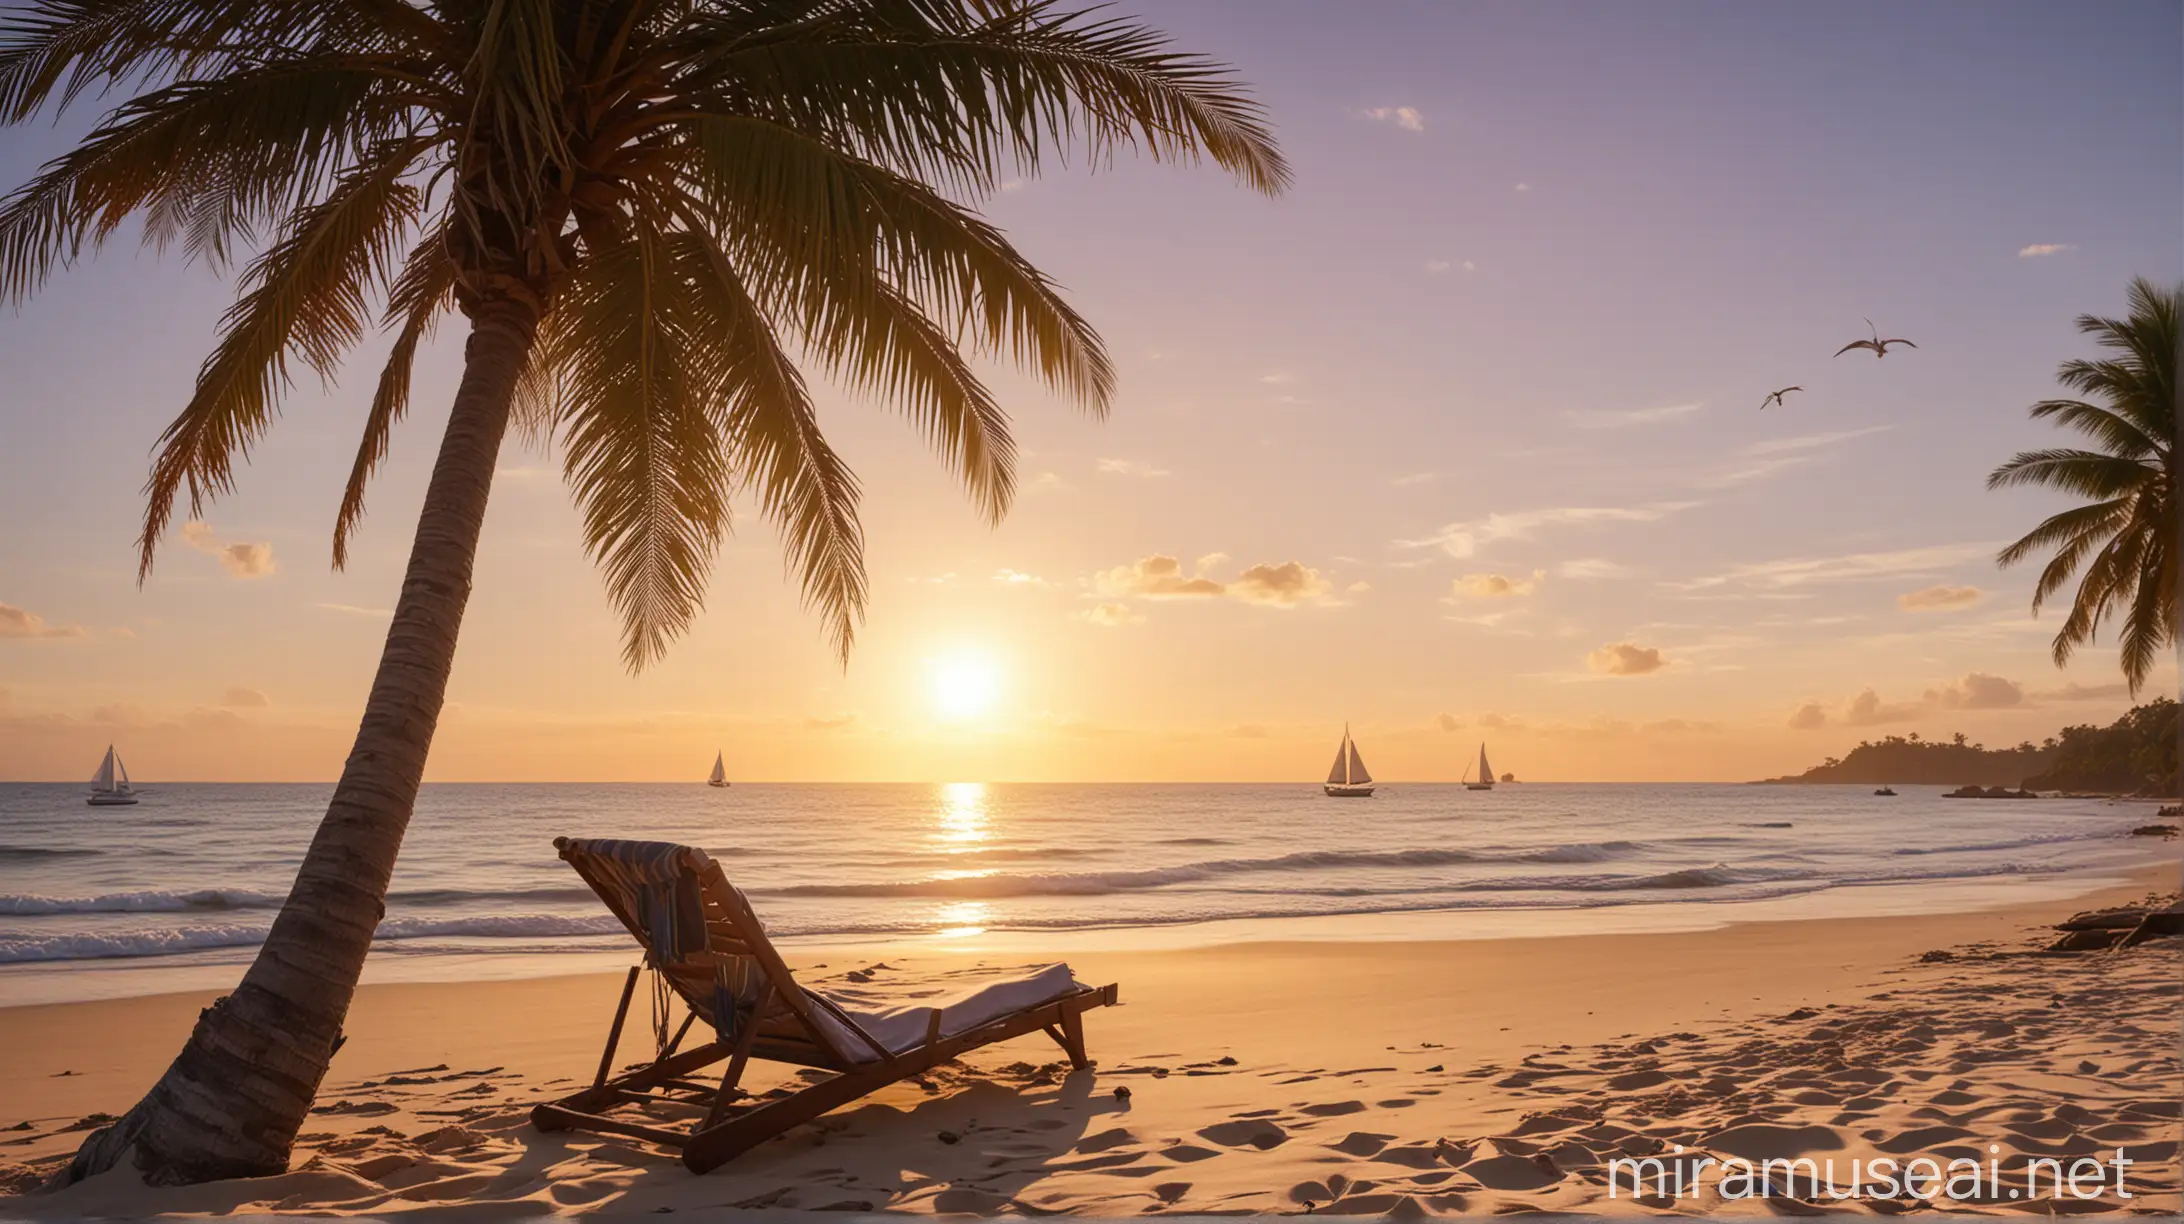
<box><xmin>685</xmin><ymin>1055</ymin><xmax>930</xmax><ymax>1173</ymax></box>
<box><xmin>1056</xmin><ymin>1006</ymin><xmax>1090</xmax><ymax>1070</ymax></box>
<box><xmin>701</xmin><ymin>984</ymin><xmax>773</xmax><ymax>1130</ymax></box>
<box><xmin>594</xmin><ymin>965</ymin><xmax>642</xmax><ymax>1087</ymax></box>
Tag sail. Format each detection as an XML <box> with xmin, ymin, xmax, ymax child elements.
<box><xmin>116</xmin><ymin>752</ymin><xmax>131</xmax><ymax>791</ymax></box>
<box><xmin>708</xmin><ymin>752</ymin><xmax>726</xmax><ymax>785</ymax></box>
<box><xmin>1326</xmin><ymin>736</ymin><xmax>1351</xmax><ymax>786</ymax></box>
<box><xmin>1346</xmin><ymin>739</ymin><xmax>1372</xmax><ymax>786</ymax></box>
<box><xmin>1478</xmin><ymin>745</ymin><xmax>1493</xmax><ymax>785</ymax></box>
<box><xmin>91</xmin><ymin>746</ymin><xmax>116</xmax><ymax>792</ymax></box>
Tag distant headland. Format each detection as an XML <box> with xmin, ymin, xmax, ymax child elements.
<box><xmin>1754</xmin><ymin>698</ymin><xmax>2177</xmax><ymax>794</ymax></box>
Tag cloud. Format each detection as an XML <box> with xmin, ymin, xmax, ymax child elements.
<box><xmin>1345</xmin><ymin>580</ymin><xmax>1372</xmax><ymax>594</ymax></box>
<box><xmin>1787</xmin><ymin>701</ymin><xmax>1828</xmax><ymax>730</ymax></box>
<box><xmin>1586</xmin><ymin>642</ymin><xmax>1666</xmax><ymax>676</ymax></box>
<box><xmin>1078</xmin><ymin>602</ymin><xmax>1145</xmax><ymax>628</ymax></box>
<box><xmin>1568</xmin><ymin>402</ymin><xmax>1704</xmax><ymax>430</ymax></box>
<box><xmin>804</xmin><ymin>712</ymin><xmax>857</xmax><ymax>730</ymax></box>
<box><xmin>1031</xmin><ymin>471</ymin><xmax>1068</xmax><ymax>492</ymax></box>
<box><xmin>1455</xmin><ymin>570</ymin><xmax>1544</xmax><ymax>598</ymax></box>
<box><xmin>1927</xmin><ymin>672</ymin><xmax>2023</xmax><ymax>710</ymax></box>
<box><xmin>0</xmin><ymin>602</ymin><xmax>87</xmax><ymax>639</ymax></box>
<box><xmin>314</xmin><ymin>602</ymin><xmax>393</xmax><ymax>618</ymax></box>
<box><xmin>992</xmin><ymin>569</ymin><xmax>1050</xmax><ymax>588</ymax></box>
<box><xmin>2031</xmin><ymin>681</ymin><xmax>2130</xmax><ymax>702</ymax></box>
<box><xmin>1231</xmin><ymin>561</ymin><xmax>1332</xmax><ymax>607</ymax></box>
<box><xmin>2018</xmin><ymin>243</ymin><xmax>2074</xmax><ymax>258</ymax></box>
<box><xmin>1391</xmin><ymin>472</ymin><xmax>1437</xmax><ymax>487</ymax></box>
<box><xmin>1748</xmin><ymin>426</ymin><xmax>1895</xmax><ymax>456</ymax></box>
<box><xmin>494</xmin><ymin>465</ymin><xmax>547</xmax><ymax>482</ymax></box>
<box><xmin>1424</xmin><ymin>259</ymin><xmax>1452</xmax><ymax>274</ymax></box>
<box><xmin>1403</xmin><ymin>503</ymin><xmax>1697</xmax><ymax>559</ymax></box>
<box><xmin>1096</xmin><ymin>458</ymin><xmax>1170</xmax><ymax>479</ymax></box>
<box><xmin>1435</xmin><ymin>712</ymin><xmax>1463</xmax><ymax>732</ymax></box>
<box><xmin>182</xmin><ymin>520</ymin><xmax>276</xmax><ymax>579</ymax></box>
<box><xmin>1844</xmin><ymin>688</ymin><xmax>1920</xmax><ymax>726</ymax></box>
<box><xmin>1558</xmin><ymin>558</ymin><xmax>1629</xmax><ymax>580</ymax></box>
<box><xmin>1899</xmin><ymin>584</ymin><xmax>1984</xmax><ymax>612</ymax></box>
<box><xmin>1097</xmin><ymin>555</ymin><xmax>1225</xmax><ymax>599</ymax></box>
<box><xmin>1360</xmin><ymin>105</ymin><xmax>1425</xmax><ymax>132</ymax></box>
<box><xmin>1514</xmin><ymin>182</ymin><xmax>1530</xmax><ymax>192</ymax></box>
<box><xmin>1230</xmin><ymin>724</ymin><xmax>1269</xmax><ymax>739</ymax></box>
<box><xmin>220</xmin><ymin>686</ymin><xmax>270</xmax><ymax>708</ymax></box>
<box><xmin>1462</xmin><ymin>260</ymin><xmax>1475</xmax><ymax>271</ymax></box>
<box><xmin>1677</xmin><ymin>542</ymin><xmax>1994</xmax><ymax>592</ymax></box>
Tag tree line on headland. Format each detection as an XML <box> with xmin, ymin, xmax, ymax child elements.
<box><xmin>1757</xmin><ymin>698</ymin><xmax>2178</xmax><ymax>794</ymax></box>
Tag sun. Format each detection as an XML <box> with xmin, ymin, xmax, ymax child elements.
<box><xmin>928</xmin><ymin>651</ymin><xmax>1003</xmax><ymax>721</ymax></box>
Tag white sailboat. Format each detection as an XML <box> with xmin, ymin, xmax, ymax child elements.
<box><xmin>1323</xmin><ymin>726</ymin><xmax>1375</xmax><ymax>798</ymax></box>
<box><xmin>707</xmin><ymin>751</ymin><xmax>729</xmax><ymax>788</ymax></box>
<box><xmin>1464</xmin><ymin>743</ymin><xmax>1494</xmax><ymax>791</ymax></box>
<box><xmin>87</xmin><ymin>745</ymin><xmax>139</xmax><ymax>806</ymax></box>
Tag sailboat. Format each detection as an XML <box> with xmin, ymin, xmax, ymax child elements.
<box><xmin>1464</xmin><ymin>743</ymin><xmax>1495</xmax><ymax>791</ymax></box>
<box><xmin>1323</xmin><ymin>726</ymin><xmax>1375</xmax><ymax>798</ymax></box>
<box><xmin>87</xmin><ymin>745</ymin><xmax>139</xmax><ymax>806</ymax></box>
<box><xmin>707</xmin><ymin>752</ymin><xmax>730</xmax><ymax>788</ymax></box>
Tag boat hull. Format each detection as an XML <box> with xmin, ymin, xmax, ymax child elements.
<box><xmin>708</xmin><ymin>780</ymin><xmax>730</xmax><ymax>788</ymax></box>
<box><xmin>87</xmin><ymin>793</ymin><xmax>138</xmax><ymax>806</ymax></box>
<box><xmin>1464</xmin><ymin>783</ymin><xmax>1493</xmax><ymax>791</ymax></box>
<box><xmin>1323</xmin><ymin>784</ymin><xmax>1375</xmax><ymax>798</ymax></box>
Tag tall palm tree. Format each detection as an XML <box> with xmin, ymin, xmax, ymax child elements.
<box><xmin>1989</xmin><ymin>277</ymin><xmax>2180</xmax><ymax>694</ymax></box>
<box><xmin>0</xmin><ymin>0</ymin><xmax>1284</xmax><ymax>1184</ymax></box>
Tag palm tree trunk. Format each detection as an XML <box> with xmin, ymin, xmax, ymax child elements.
<box><xmin>68</xmin><ymin>299</ymin><xmax>540</xmax><ymax>1187</ymax></box>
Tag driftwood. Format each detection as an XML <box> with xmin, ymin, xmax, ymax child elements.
<box><xmin>2048</xmin><ymin>902</ymin><xmax>2184</xmax><ymax>953</ymax></box>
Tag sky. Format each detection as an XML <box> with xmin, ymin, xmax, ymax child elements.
<box><xmin>1</xmin><ymin>1</ymin><xmax>2179</xmax><ymax>783</ymax></box>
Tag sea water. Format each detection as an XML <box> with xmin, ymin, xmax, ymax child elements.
<box><xmin>0</xmin><ymin>782</ymin><xmax>2161</xmax><ymax>1004</ymax></box>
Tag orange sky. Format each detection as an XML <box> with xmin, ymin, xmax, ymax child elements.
<box><xmin>2</xmin><ymin>4</ymin><xmax>2178</xmax><ymax>783</ymax></box>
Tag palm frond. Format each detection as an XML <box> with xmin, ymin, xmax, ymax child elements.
<box><xmin>673</xmin><ymin>228</ymin><xmax>868</xmax><ymax>663</ymax></box>
<box><xmin>1986</xmin><ymin>448</ymin><xmax>2159</xmax><ymax>498</ymax></box>
<box><xmin>139</xmin><ymin>152</ymin><xmax>422</xmax><ymax>578</ymax></box>
<box><xmin>333</xmin><ymin>222</ymin><xmax>459</xmax><ymax>568</ymax></box>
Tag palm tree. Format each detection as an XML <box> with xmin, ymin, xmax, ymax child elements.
<box><xmin>1</xmin><ymin>0</ymin><xmax>1285</xmax><ymax>1184</ymax></box>
<box><xmin>1989</xmin><ymin>278</ymin><xmax>2180</xmax><ymax>694</ymax></box>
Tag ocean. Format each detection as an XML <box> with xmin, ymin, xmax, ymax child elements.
<box><xmin>0</xmin><ymin>782</ymin><xmax>2163</xmax><ymax>1005</ymax></box>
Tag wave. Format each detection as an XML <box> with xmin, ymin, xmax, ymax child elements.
<box><xmin>0</xmin><ymin>913</ymin><xmax>630</xmax><ymax>964</ymax></box>
<box><xmin>758</xmin><ymin>843</ymin><xmax>1651</xmax><ymax>900</ymax></box>
<box><xmin>0</xmin><ymin>845</ymin><xmax>102</xmax><ymax>862</ymax></box>
<box><xmin>1890</xmin><ymin>829</ymin><xmax>2118</xmax><ymax>856</ymax></box>
<box><xmin>0</xmin><ymin>888</ymin><xmax>285</xmax><ymax>916</ymax></box>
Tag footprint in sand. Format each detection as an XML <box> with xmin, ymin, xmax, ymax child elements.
<box><xmin>1300</xmin><ymin>1100</ymin><xmax>1366</xmax><ymax>1117</ymax></box>
<box><xmin>1197</xmin><ymin>1118</ymin><xmax>1289</xmax><ymax>1150</ymax></box>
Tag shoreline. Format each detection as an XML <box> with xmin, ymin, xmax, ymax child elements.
<box><xmin>1</xmin><ymin>849</ymin><xmax>2170</xmax><ymax>1008</ymax></box>
<box><xmin>2</xmin><ymin>863</ymin><xmax>2176</xmax><ymax>1215</ymax></box>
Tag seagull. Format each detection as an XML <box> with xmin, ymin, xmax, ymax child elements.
<box><xmin>1834</xmin><ymin>318</ymin><xmax>1917</xmax><ymax>359</ymax></box>
<box><xmin>1759</xmin><ymin>386</ymin><xmax>1802</xmax><ymax>410</ymax></box>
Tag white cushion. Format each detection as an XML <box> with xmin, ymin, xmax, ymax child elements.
<box><xmin>809</xmin><ymin>962</ymin><xmax>1087</xmax><ymax>1062</ymax></box>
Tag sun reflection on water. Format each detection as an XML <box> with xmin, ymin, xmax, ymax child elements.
<box><xmin>933</xmin><ymin>781</ymin><xmax>989</xmax><ymax>845</ymax></box>
<box><xmin>934</xmin><ymin>900</ymin><xmax>990</xmax><ymax>938</ymax></box>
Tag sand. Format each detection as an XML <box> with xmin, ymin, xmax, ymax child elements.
<box><xmin>1</xmin><ymin>869</ymin><xmax>2177</xmax><ymax>1217</ymax></box>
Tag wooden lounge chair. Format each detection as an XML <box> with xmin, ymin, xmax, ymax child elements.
<box><xmin>530</xmin><ymin>837</ymin><xmax>1119</xmax><ymax>1172</ymax></box>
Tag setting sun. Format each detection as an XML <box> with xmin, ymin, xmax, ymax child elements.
<box><xmin>928</xmin><ymin>652</ymin><xmax>1003</xmax><ymax>721</ymax></box>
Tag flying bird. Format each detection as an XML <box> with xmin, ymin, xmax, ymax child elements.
<box><xmin>1834</xmin><ymin>318</ymin><xmax>1917</xmax><ymax>359</ymax></box>
<box><xmin>1759</xmin><ymin>386</ymin><xmax>1802</xmax><ymax>410</ymax></box>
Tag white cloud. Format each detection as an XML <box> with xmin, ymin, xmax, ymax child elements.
<box><xmin>1586</xmin><ymin>641</ymin><xmax>1666</xmax><ymax>676</ymax></box>
<box><xmin>1899</xmin><ymin>584</ymin><xmax>1983</xmax><ymax>612</ymax></box>
<box><xmin>1568</xmin><ymin>401</ymin><xmax>1704</xmax><ymax>430</ymax></box>
<box><xmin>1514</xmin><ymin>182</ymin><xmax>1531</xmax><ymax>192</ymax></box>
<box><xmin>1391</xmin><ymin>472</ymin><xmax>1437</xmax><ymax>487</ymax></box>
<box><xmin>1078</xmin><ymin>602</ymin><xmax>1144</xmax><ymax>628</ymax></box>
<box><xmin>1747</xmin><ymin>425</ymin><xmax>1895</xmax><ymax>456</ymax></box>
<box><xmin>1258</xmin><ymin>371</ymin><xmax>1295</xmax><ymax>385</ymax></box>
<box><xmin>2018</xmin><ymin>243</ymin><xmax>2074</xmax><ymax>258</ymax></box>
<box><xmin>1844</xmin><ymin>687</ymin><xmax>1919</xmax><ymax>726</ymax></box>
<box><xmin>1455</xmin><ymin>570</ymin><xmax>1544</xmax><ymax>599</ymax></box>
<box><xmin>1558</xmin><ymin>558</ymin><xmax>1630</xmax><ymax>580</ymax></box>
<box><xmin>1462</xmin><ymin>260</ymin><xmax>1476</xmax><ymax>271</ymax></box>
<box><xmin>1435</xmin><ymin>712</ymin><xmax>1463</xmax><ymax>732</ymax></box>
<box><xmin>993</xmin><ymin>569</ymin><xmax>1050</xmax><ymax>588</ymax></box>
<box><xmin>805</xmin><ymin>712</ymin><xmax>857</xmax><ymax>730</ymax></box>
<box><xmin>1787</xmin><ymin>700</ymin><xmax>1828</xmax><ymax>731</ymax></box>
<box><xmin>1096</xmin><ymin>458</ymin><xmax>1170</xmax><ymax>479</ymax></box>
<box><xmin>220</xmin><ymin>686</ymin><xmax>270</xmax><ymax>708</ymax></box>
<box><xmin>313</xmin><ymin>602</ymin><xmax>393</xmax><ymax>618</ymax></box>
<box><xmin>2030</xmin><ymin>681</ymin><xmax>2130</xmax><ymax>702</ymax></box>
<box><xmin>1360</xmin><ymin>106</ymin><xmax>1425</xmax><ymax>132</ymax></box>
<box><xmin>1096</xmin><ymin>555</ymin><xmax>1225</xmax><ymax>599</ymax></box>
<box><xmin>182</xmin><ymin>520</ymin><xmax>276</xmax><ymax>579</ymax></box>
<box><xmin>1402</xmin><ymin>503</ymin><xmax>1698</xmax><ymax>559</ymax></box>
<box><xmin>0</xmin><ymin>602</ymin><xmax>87</xmax><ymax>640</ymax></box>
<box><xmin>1678</xmin><ymin>542</ymin><xmax>1995</xmax><ymax>592</ymax></box>
<box><xmin>1424</xmin><ymin>259</ymin><xmax>1452</xmax><ymax>274</ymax></box>
<box><xmin>1927</xmin><ymin>672</ymin><xmax>2023</xmax><ymax>710</ymax></box>
<box><xmin>1231</xmin><ymin>561</ymin><xmax>1331</xmax><ymax>607</ymax></box>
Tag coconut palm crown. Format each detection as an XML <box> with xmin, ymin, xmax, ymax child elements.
<box><xmin>0</xmin><ymin>0</ymin><xmax>1285</xmax><ymax>1184</ymax></box>
<box><xmin>1989</xmin><ymin>277</ymin><xmax>2180</xmax><ymax>694</ymax></box>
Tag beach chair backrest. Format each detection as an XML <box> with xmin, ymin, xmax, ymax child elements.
<box><xmin>554</xmin><ymin>836</ymin><xmax>882</xmax><ymax>1067</ymax></box>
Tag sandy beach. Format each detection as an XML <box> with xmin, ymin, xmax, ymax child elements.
<box><xmin>2</xmin><ymin>864</ymin><xmax>2175</xmax><ymax>1217</ymax></box>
